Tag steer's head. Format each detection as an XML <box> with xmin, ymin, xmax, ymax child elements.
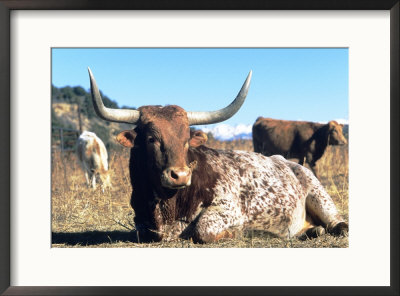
<box><xmin>88</xmin><ymin>68</ymin><xmax>252</xmax><ymax>190</ymax></box>
<box><xmin>116</xmin><ymin>105</ymin><xmax>204</xmax><ymax>189</ymax></box>
<box><xmin>327</xmin><ymin>120</ymin><xmax>347</xmax><ymax>146</ymax></box>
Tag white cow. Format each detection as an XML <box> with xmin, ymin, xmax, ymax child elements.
<box><xmin>76</xmin><ymin>131</ymin><xmax>111</xmax><ymax>191</ymax></box>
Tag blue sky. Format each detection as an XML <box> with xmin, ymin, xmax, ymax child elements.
<box><xmin>52</xmin><ymin>48</ymin><xmax>348</xmax><ymax>126</ymax></box>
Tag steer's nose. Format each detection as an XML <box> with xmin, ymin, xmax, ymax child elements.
<box><xmin>336</xmin><ymin>136</ymin><xmax>347</xmax><ymax>145</ymax></box>
<box><xmin>162</xmin><ymin>166</ymin><xmax>192</xmax><ymax>188</ymax></box>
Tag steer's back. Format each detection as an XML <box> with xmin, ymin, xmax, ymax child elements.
<box><xmin>205</xmin><ymin>148</ymin><xmax>308</xmax><ymax>207</ymax></box>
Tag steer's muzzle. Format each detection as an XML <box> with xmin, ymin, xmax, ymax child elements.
<box><xmin>161</xmin><ymin>166</ymin><xmax>192</xmax><ymax>189</ymax></box>
<box><xmin>330</xmin><ymin>137</ymin><xmax>347</xmax><ymax>145</ymax></box>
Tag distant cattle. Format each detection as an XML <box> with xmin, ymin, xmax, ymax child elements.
<box><xmin>88</xmin><ymin>68</ymin><xmax>348</xmax><ymax>243</ymax></box>
<box><xmin>76</xmin><ymin>131</ymin><xmax>111</xmax><ymax>191</ymax></box>
<box><xmin>252</xmin><ymin>117</ymin><xmax>347</xmax><ymax>177</ymax></box>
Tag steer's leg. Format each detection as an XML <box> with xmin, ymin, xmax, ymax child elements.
<box><xmin>89</xmin><ymin>170</ymin><xmax>96</xmax><ymax>189</ymax></box>
<box><xmin>289</xmin><ymin>162</ymin><xmax>348</xmax><ymax>236</ymax></box>
<box><xmin>192</xmin><ymin>195</ymin><xmax>243</xmax><ymax>243</ymax></box>
<box><xmin>304</xmin><ymin>152</ymin><xmax>319</xmax><ymax>178</ymax></box>
<box><xmin>84</xmin><ymin>171</ymin><xmax>90</xmax><ymax>187</ymax></box>
<box><xmin>307</xmin><ymin>179</ymin><xmax>347</xmax><ymax>235</ymax></box>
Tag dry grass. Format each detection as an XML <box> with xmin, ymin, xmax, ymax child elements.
<box><xmin>52</xmin><ymin>141</ymin><xmax>348</xmax><ymax>248</ymax></box>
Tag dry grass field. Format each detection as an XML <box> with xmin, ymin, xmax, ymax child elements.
<box><xmin>52</xmin><ymin>139</ymin><xmax>348</xmax><ymax>248</ymax></box>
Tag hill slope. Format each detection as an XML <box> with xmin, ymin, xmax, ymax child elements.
<box><xmin>52</xmin><ymin>85</ymin><xmax>133</xmax><ymax>150</ymax></box>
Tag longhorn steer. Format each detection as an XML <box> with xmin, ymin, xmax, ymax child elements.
<box><xmin>76</xmin><ymin>131</ymin><xmax>111</xmax><ymax>191</ymax></box>
<box><xmin>252</xmin><ymin>117</ymin><xmax>347</xmax><ymax>178</ymax></box>
<box><xmin>88</xmin><ymin>68</ymin><xmax>348</xmax><ymax>243</ymax></box>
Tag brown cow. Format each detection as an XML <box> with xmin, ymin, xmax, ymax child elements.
<box><xmin>88</xmin><ymin>68</ymin><xmax>348</xmax><ymax>243</ymax></box>
<box><xmin>252</xmin><ymin>117</ymin><xmax>347</xmax><ymax>177</ymax></box>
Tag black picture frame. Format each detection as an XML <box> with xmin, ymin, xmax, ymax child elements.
<box><xmin>1</xmin><ymin>1</ymin><xmax>399</xmax><ymax>295</ymax></box>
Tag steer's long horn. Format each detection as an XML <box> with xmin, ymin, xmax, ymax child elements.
<box><xmin>88</xmin><ymin>67</ymin><xmax>140</xmax><ymax>124</ymax></box>
<box><xmin>187</xmin><ymin>70</ymin><xmax>252</xmax><ymax>126</ymax></box>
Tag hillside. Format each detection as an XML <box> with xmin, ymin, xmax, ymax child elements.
<box><xmin>52</xmin><ymin>85</ymin><xmax>133</xmax><ymax>150</ymax></box>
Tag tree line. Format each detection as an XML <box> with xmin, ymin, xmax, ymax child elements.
<box><xmin>52</xmin><ymin>85</ymin><xmax>135</xmax><ymax>151</ymax></box>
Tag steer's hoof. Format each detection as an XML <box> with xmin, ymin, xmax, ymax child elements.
<box><xmin>298</xmin><ymin>226</ymin><xmax>325</xmax><ymax>241</ymax></box>
<box><xmin>309</xmin><ymin>226</ymin><xmax>326</xmax><ymax>237</ymax></box>
<box><xmin>327</xmin><ymin>222</ymin><xmax>348</xmax><ymax>236</ymax></box>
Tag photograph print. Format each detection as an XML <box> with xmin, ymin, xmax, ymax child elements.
<box><xmin>51</xmin><ymin>48</ymin><xmax>349</xmax><ymax>248</ymax></box>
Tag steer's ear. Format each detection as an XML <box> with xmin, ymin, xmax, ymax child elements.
<box><xmin>116</xmin><ymin>130</ymin><xmax>137</xmax><ymax>148</ymax></box>
<box><xmin>328</xmin><ymin>121</ymin><xmax>337</xmax><ymax>130</ymax></box>
<box><xmin>189</xmin><ymin>130</ymin><xmax>208</xmax><ymax>147</ymax></box>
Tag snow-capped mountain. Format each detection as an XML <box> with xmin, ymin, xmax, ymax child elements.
<box><xmin>199</xmin><ymin>124</ymin><xmax>253</xmax><ymax>141</ymax></box>
<box><xmin>197</xmin><ymin>118</ymin><xmax>349</xmax><ymax>141</ymax></box>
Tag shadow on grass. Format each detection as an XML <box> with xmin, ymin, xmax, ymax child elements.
<box><xmin>52</xmin><ymin>230</ymin><xmax>138</xmax><ymax>246</ymax></box>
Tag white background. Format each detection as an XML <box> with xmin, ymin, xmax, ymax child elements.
<box><xmin>11</xmin><ymin>11</ymin><xmax>390</xmax><ymax>286</ymax></box>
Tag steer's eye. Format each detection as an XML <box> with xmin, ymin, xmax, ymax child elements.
<box><xmin>148</xmin><ymin>137</ymin><xmax>155</xmax><ymax>144</ymax></box>
<box><xmin>160</xmin><ymin>144</ymin><xmax>166</xmax><ymax>153</ymax></box>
